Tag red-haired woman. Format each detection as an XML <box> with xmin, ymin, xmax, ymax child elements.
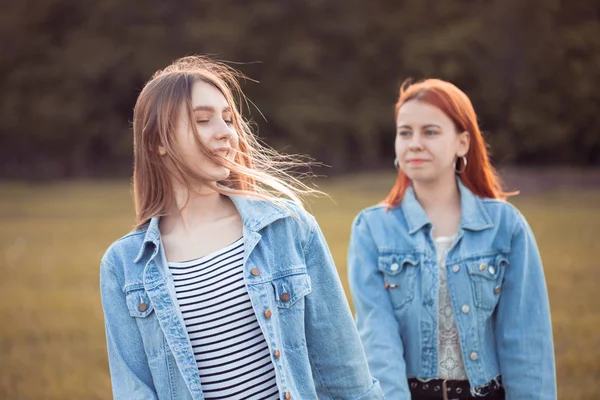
<box><xmin>348</xmin><ymin>79</ymin><xmax>556</xmax><ymax>400</ymax></box>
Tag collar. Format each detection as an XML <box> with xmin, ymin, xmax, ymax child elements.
<box><xmin>134</xmin><ymin>195</ymin><xmax>293</xmax><ymax>263</ymax></box>
<box><xmin>399</xmin><ymin>177</ymin><xmax>494</xmax><ymax>235</ymax></box>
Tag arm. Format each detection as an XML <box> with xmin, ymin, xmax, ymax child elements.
<box><xmin>494</xmin><ymin>212</ymin><xmax>557</xmax><ymax>399</ymax></box>
<box><xmin>303</xmin><ymin>215</ymin><xmax>384</xmax><ymax>400</ymax></box>
<box><xmin>348</xmin><ymin>213</ymin><xmax>411</xmax><ymax>400</ymax></box>
<box><xmin>99</xmin><ymin>256</ymin><xmax>159</xmax><ymax>400</ymax></box>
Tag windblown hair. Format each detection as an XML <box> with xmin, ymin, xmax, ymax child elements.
<box><xmin>133</xmin><ymin>55</ymin><xmax>318</xmax><ymax>228</ymax></box>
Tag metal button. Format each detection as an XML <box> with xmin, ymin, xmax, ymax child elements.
<box><xmin>461</xmin><ymin>305</ymin><xmax>470</xmax><ymax>313</ymax></box>
<box><xmin>390</xmin><ymin>263</ymin><xmax>399</xmax><ymax>271</ymax></box>
<box><xmin>489</xmin><ymin>266</ymin><xmax>496</xmax><ymax>275</ymax></box>
<box><xmin>275</xmin><ymin>349</ymin><xmax>281</xmax><ymax>358</ymax></box>
<box><xmin>264</xmin><ymin>309</ymin><xmax>272</xmax><ymax>319</ymax></box>
<box><xmin>422</xmin><ymin>384</ymin><xmax>429</xmax><ymax>390</ymax></box>
<box><xmin>479</xmin><ymin>263</ymin><xmax>487</xmax><ymax>271</ymax></box>
<box><xmin>456</xmin><ymin>387</ymin><xmax>463</xmax><ymax>394</ymax></box>
<box><xmin>138</xmin><ymin>302</ymin><xmax>148</xmax><ymax>312</ymax></box>
<box><xmin>285</xmin><ymin>392</ymin><xmax>291</xmax><ymax>400</ymax></box>
<box><xmin>410</xmin><ymin>382</ymin><xmax>417</xmax><ymax>389</ymax></box>
<box><xmin>280</xmin><ymin>293</ymin><xmax>291</xmax><ymax>302</ymax></box>
<box><xmin>452</xmin><ymin>265</ymin><xmax>460</xmax><ymax>273</ymax></box>
<box><xmin>250</xmin><ymin>268</ymin><xmax>260</xmax><ymax>276</ymax></box>
<box><xmin>433</xmin><ymin>385</ymin><xmax>440</xmax><ymax>391</ymax></box>
<box><xmin>494</xmin><ymin>286</ymin><xmax>501</xmax><ymax>295</ymax></box>
<box><xmin>470</xmin><ymin>352</ymin><xmax>478</xmax><ymax>361</ymax></box>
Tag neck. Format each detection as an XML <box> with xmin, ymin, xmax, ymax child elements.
<box><xmin>412</xmin><ymin>174</ymin><xmax>461</xmax><ymax>212</ymax></box>
<box><xmin>162</xmin><ymin>179</ymin><xmax>236</xmax><ymax>233</ymax></box>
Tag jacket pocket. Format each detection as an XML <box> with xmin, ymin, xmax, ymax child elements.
<box><xmin>271</xmin><ymin>273</ymin><xmax>312</xmax><ymax>310</ymax></box>
<box><xmin>466</xmin><ymin>254</ymin><xmax>508</xmax><ymax>311</ymax></box>
<box><xmin>124</xmin><ymin>284</ymin><xmax>164</xmax><ymax>359</ymax></box>
<box><xmin>270</xmin><ymin>272</ymin><xmax>312</xmax><ymax>350</ymax></box>
<box><xmin>125</xmin><ymin>284</ymin><xmax>154</xmax><ymax>318</ymax></box>
<box><xmin>377</xmin><ymin>253</ymin><xmax>419</xmax><ymax>310</ymax></box>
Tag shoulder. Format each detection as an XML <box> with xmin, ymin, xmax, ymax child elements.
<box><xmin>479</xmin><ymin>197</ymin><xmax>528</xmax><ymax>234</ymax></box>
<box><xmin>100</xmin><ymin>226</ymin><xmax>147</xmax><ymax>275</ymax></box>
<box><xmin>352</xmin><ymin>203</ymin><xmax>396</xmax><ymax>230</ymax></box>
<box><xmin>279</xmin><ymin>198</ymin><xmax>314</xmax><ymax>220</ymax></box>
<box><xmin>357</xmin><ymin>203</ymin><xmax>389</xmax><ymax>218</ymax></box>
<box><xmin>255</xmin><ymin>197</ymin><xmax>316</xmax><ymax>227</ymax></box>
<box><xmin>240</xmin><ymin>196</ymin><xmax>317</xmax><ymax>246</ymax></box>
<box><xmin>278</xmin><ymin>198</ymin><xmax>319</xmax><ymax>238</ymax></box>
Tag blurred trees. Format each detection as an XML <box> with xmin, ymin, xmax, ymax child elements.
<box><xmin>1</xmin><ymin>0</ymin><xmax>599</xmax><ymax>178</ymax></box>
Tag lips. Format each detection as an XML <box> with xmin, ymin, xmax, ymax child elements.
<box><xmin>213</xmin><ymin>148</ymin><xmax>232</xmax><ymax>157</ymax></box>
<box><xmin>407</xmin><ymin>159</ymin><xmax>428</xmax><ymax>164</ymax></box>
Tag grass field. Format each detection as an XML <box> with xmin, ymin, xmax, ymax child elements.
<box><xmin>1</xmin><ymin>173</ymin><xmax>599</xmax><ymax>399</ymax></box>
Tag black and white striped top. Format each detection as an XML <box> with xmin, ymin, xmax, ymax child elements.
<box><xmin>168</xmin><ymin>238</ymin><xmax>279</xmax><ymax>399</ymax></box>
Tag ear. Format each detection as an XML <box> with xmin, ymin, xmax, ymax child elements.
<box><xmin>157</xmin><ymin>145</ymin><xmax>167</xmax><ymax>156</ymax></box>
<box><xmin>457</xmin><ymin>130</ymin><xmax>470</xmax><ymax>157</ymax></box>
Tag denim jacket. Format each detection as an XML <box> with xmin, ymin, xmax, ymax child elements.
<box><xmin>348</xmin><ymin>179</ymin><xmax>556</xmax><ymax>400</ymax></box>
<box><xmin>100</xmin><ymin>196</ymin><xmax>383</xmax><ymax>400</ymax></box>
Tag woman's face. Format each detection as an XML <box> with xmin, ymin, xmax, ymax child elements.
<box><xmin>395</xmin><ymin>100</ymin><xmax>469</xmax><ymax>185</ymax></box>
<box><xmin>170</xmin><ymin>80</ymin><xmax>239</xmax><ymax>183</ymax></box>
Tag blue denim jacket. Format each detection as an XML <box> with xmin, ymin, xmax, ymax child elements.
<box><xmin>100</xmin><ymin>196</ymin><xmax>383</xmax><ymax>400</ymax></box>
<box><xmin>348</xmin><ymin>179</ymin><xmax>556</xmax><ymax>400</ymax></box>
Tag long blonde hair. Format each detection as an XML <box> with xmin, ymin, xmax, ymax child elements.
<box><xmin>132</xmin><ymin>55</ymin><xmax>318</xmax><ymax>228</ymax></box>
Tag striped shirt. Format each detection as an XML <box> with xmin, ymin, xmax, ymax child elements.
<box><xmin>168</xmin><ymin>238</ymin><xmax>279</xmax><ymax>399</ymax></box>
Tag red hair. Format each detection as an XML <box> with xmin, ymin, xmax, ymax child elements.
<box><xmin>383</xmin><ymin>79</ymin><xmax>513</xmax><ymax>208</ymax></box>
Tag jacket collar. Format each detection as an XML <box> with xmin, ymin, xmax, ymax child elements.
<box><xmin>134</xmin><ymin>195</ymin><xmax>292</xmax><ymax>263</ymax></box>
<box><xmin>399</xmin><ymin>177</ymin><xmax>494</xmax><ymax>235</ymax></box>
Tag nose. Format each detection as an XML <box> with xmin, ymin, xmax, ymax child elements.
<box><xmin>408</xmin><ymin>132</ymin><xmax>423</xmax><ymax>151</ymax></box>
<box><xmin>216</xmin><ymin>119</ymin><xmax>235</xmax><ymax>141</ymax></box>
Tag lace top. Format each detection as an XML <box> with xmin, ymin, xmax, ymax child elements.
<box><xmin>435</xmin><ymin>235</ymin><xmax>468</xmax><ymax>380</ymax></box>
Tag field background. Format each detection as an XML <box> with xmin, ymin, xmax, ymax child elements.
<box><xmin>1</xmin><ymin>170</ymin><xmax>599</xmax><ymax>399</ymax></box>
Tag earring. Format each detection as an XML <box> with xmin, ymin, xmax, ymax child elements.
<box><xmin>394</xmin><ymin>157</ymin><xmax>399</xmax><ymax>170</ymax></box>
<box><xmin>455</xmin><ymin>155</ymin><xmax>467</xmax><ymax>174</ymax></box>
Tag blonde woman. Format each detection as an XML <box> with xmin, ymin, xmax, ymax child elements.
<box><xmin>100</xmin><ymin>56</ymin><xmax>382</xmax><ymax>400</ymax></box>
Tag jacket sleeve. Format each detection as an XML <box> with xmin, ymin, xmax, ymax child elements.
<box><xmin>494</xmin><ymin>212</ymin><xmax>557</xmax><ymax>399</ymax></box>
<box><xmin>303</xmin><ymin>214</ymin><xmax>384</xmax><ymax>400</ymax></box>
<box><xmin>348</xmin><ymin>212</ymin><xmax>411</xmax><ymax>400</ymax></box>
<box><xmin>100</xmin><ymin>256</ymin><xmax>159</xmax><ymax>400</ymax></box>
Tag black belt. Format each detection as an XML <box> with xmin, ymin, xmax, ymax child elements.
<box><xmin>408</xmin><ymin>377</ymin><xmax>504</xmax><ymax>400</ymax></box>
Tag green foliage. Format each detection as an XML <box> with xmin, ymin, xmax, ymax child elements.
<box><xmin>1</xmin><ymin>0</ymin><xmax>599</xmax><ymax>177</ymax></box>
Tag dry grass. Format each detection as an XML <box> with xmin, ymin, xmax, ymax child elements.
<box><xmin>1</xmin><ymin>174</ymin><xmax>599</xmax><ymax>399</ymax></box>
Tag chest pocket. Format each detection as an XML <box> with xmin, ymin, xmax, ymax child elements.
<box><xmin>466</xmin><ymin>254</ymin><xmax>508</xmax><ymax>311</ymax></box>
<box><xmin>378</xmin><ymin>253</ymin><xmax>420</xmax><ymax>310</ymax></box>
<box><xmin>124</xmin><ymin>285</ymin><xmax>165</xmax><ymax>359</ymax></box>
<box><xmin>125</xmin><ymin>285</ymin><xmax>154</xmax><ymax>318</ymax></box>
<box><xmin>272</xmin><ymin>273</ymin><xmax>312</xmax><ymax>311</ymax></box>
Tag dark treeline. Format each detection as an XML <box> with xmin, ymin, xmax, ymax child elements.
<box><xmin>1</xmin><ymin>0</ymin><xmax>599</xmax><ymax>178</ymax></box>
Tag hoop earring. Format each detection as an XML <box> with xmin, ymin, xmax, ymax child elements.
<box><xmin>455</xmin><ymin>156</ymin><xmax>467</xmax><ymax>174</ymax></box>
<box><xmin>394</xmin><ymin>157</ymin><xmax>399</xmax><ymax>170</ymax></box>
